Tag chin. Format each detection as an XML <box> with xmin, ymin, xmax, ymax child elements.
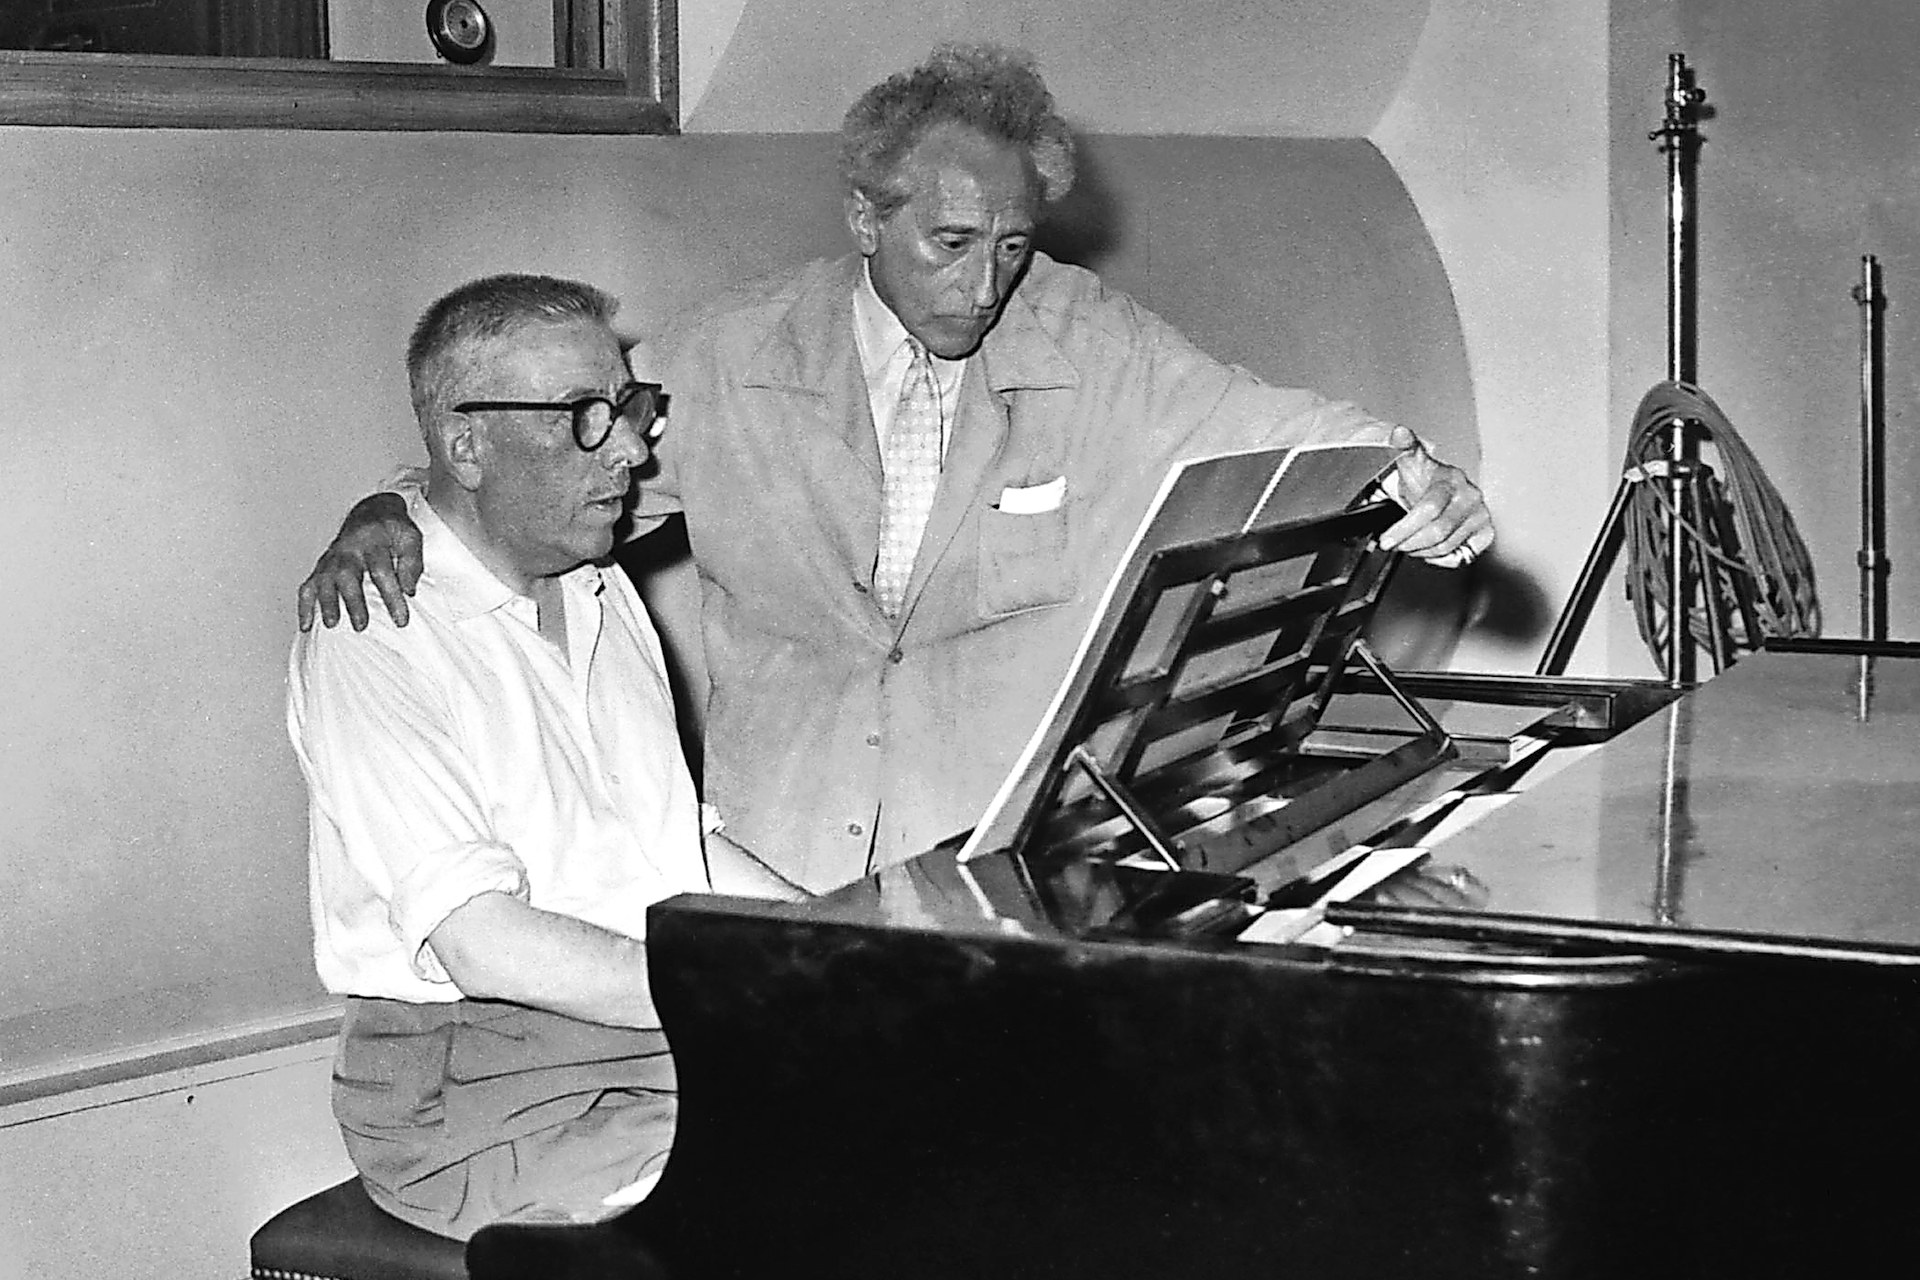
<box><xmin>927</xmin><ymin>332</ymin><xmax>985</xmax><ymax>361</ymax></box>
<box><xmin>559</xmin><ymin>529</ymin><xmax>617</xmax><ymax>568</ymax></box>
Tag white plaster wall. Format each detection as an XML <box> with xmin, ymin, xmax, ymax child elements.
<box><xmin>1374</xmin><ymin>0</ymin><xmax>1614</xmax><ymax>674</ymax></box>
<box><xmin>0</xmin><ymin>1042</ymin><xmax>351</xmax><ymax>1280</ymax></box>
<box><xmin>680</xmin><ymin>0</ymin><xmax>750</xmax><ymax>121</ymax></box>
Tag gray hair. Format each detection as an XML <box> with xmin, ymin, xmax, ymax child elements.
<box><xmin>406</xmin><ymin>273</ymin><xmax>619</xmax><ymax>422</ymax></box>
<box><xmin>839</xmin><ymin>43</ymin><xmax>1076</xmax><ymax>217</ymax></box>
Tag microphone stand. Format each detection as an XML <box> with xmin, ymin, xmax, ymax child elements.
<box><xmin>1537</xmin><ymin>53</ymin><xmax>1757</xmax><ymax>685</ymax></box>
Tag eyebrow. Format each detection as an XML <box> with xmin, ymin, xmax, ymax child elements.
<box><xmin>929</xmin><ymin>222</ymin><xmax>1031</xmax><ymax>238</ymax></box>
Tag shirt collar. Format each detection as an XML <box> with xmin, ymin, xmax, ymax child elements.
<box><xmin>742</xmin><ymin>252</ymin><xmax>1076</xmax><ymax>396</ymax></box>
<box><xmin>411</xmin><ymin>490</ymin><xmax>603</xmax><ymax>624</ymax></box>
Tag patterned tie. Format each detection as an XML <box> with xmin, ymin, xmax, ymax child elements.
<box><xmin>874</xmin><ymin>340</ymin><xmax>943</xmax><ymax>616</ymax></box>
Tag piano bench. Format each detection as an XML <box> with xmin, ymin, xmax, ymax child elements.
<box><xmin>249</xmin><ymin>1177</ymin><xmax>468</xmax><ymax>1280</ymax></box>
<box><xmin>466</xmin><ymin>1215</ymin><xmax>674</xmax><ymax>1280</ymax></box>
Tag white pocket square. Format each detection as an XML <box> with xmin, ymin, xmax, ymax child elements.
<box><xmin>996</xmin><ymin>476</ymin><xmax>1066</xmax><ymax>514</ymax></box>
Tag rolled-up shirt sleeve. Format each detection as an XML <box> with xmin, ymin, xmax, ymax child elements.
<box><xmin>390</xmin><ymin>840</ymin><xmax>528</xmax><ymax>984</ymax></box>
<box><xmin>290</xmin><ymin>614</ymin><xmax>530</xmax><ymax>997</ymax></box>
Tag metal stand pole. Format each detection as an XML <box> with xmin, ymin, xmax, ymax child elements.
<box><xmin>1653</xmin><ymin>53</ymin><xmax>1707</xmax><ymax>687</ymax></box>
<box><xmin>1853</xmin><ymin>255</ymin><xmax>1889</xmax><ymax>719</ymax></box>
<box><xmin>1651</xmin><ymin>59</ymin><xmax>1705</xmax><ymax>912</ymax></box>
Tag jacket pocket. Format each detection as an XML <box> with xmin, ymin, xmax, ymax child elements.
<box><xmin>978</xmin><ymin>504</ymin><xmax>1075</xmax><ymax>617</ymax></box>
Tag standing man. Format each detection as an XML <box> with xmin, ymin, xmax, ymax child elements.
<box><xmin>299</xmin><ymin>45</ymin><xmax>1493</xmax><ymax>893</ymax></box>
<box><xmin>289</xmin><ymin>274</ymin><xmax>793</xmax><ymax>1239</ymax></box>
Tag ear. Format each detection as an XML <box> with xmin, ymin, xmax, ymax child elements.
<box><xmin>432</xmin><ymin>410</ymin><xmax>486</xmax><ymax>491</ymax></box>
<box><xmin>846</xmin><ymin>190</ymin><xmax>881</xmax><ymax>257</ymax></box>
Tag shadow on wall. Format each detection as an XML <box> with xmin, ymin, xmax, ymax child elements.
<box><xmin>1034</xmin><ymin>139</ymin><xmax>1126</xmax><ymax>268</ymax></box>
<box><xmin>1031</xmin><ymin>134</ymin><xmax>1544</xmax><ymax>670</ymax></box>
<box><xmin>1372</xmin><ymin>559</ymin><xmax>1555</xmax><ymax>671</ymax></box>
<box><xmin>618</xmin><ymin>515</ymin><xmax>705</xmax><ymax>781</ymax></box>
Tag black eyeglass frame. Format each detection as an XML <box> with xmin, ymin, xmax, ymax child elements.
<box><xmin>454</xmin><ymin>381</ymin><xmax>665</xmax><ymax>452</ymax></box>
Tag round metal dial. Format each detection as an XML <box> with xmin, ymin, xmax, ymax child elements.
<box><xmin>426</xmin><ymin>0</ymin><xmax>492</xmax><ymax>65</ymax></box>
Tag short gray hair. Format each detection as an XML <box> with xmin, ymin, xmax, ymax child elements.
<box><xmin>406</xmin><ymin>273</ymin><xmax>619</xmax><ymax>422</ymax></box>
<box><xmin>840</xmin><ymin>43</ymin><xmax>1075</xmax><ymax>217</ymax></box>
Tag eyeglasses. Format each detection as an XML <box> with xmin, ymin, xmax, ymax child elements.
<box><xmin>454</xmin><ymin>381</ymin><xmax>665</xmax><ymax>453</ymax></box>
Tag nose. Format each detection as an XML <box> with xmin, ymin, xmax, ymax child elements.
<box><xmin>599</xmin><ymin>412</ymin><xmax>652</xmax><ymax>471</ymax></box>
<box><xmin>967</xmin><ymin>244</ymin><xmax>1001</xmax><ymax>312</ymax></box>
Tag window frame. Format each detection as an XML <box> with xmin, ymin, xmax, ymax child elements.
<box><xmin>0</xmin><ymin>0</ymin><xmax>676</xmax><ymax>133</ymax></box>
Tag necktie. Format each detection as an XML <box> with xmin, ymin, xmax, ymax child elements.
<box><xmin>874</xmin><ymin>341</ymin><xmax>942</xmax><ymax>616</ymax></box>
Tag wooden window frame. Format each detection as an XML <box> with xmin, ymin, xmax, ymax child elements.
<box><xmin>0</xmin><ymin>0</ymin><xmax>676</xmax><ymax>133</ymax></box>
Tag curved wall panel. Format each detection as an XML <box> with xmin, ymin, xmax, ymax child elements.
<box><xmin>686</xmin><ymin>0</ymin><xmax>1430</xmax><ymax>136</ymax></box>
<box><xmin>1057</xmin><ymin>136</ymin><xmax>1474</xmax><ymax>464</ymax></box>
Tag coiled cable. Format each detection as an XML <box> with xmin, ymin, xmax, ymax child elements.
<box><xmin>1621</xmin><ymin>381</ymin><xmax>1821</xmax><ymax>662</ymax></box>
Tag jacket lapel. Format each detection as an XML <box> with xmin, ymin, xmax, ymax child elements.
<box><xmin>739</xmin><ymin>257</ymin><xmax>888</xmax><ymax>597</ymax></box>
<box><xmin>742</xmin><ymin>255</ymin><xmax>882</xmax><ymax>482</ymax></box>
<box><xmin>735</xmin><ymin>254</ymin><xmax>1084</xmax><ymax>630</ymax></box>
<box><xmin>898</xmin><ymin>273</ymin><xmax>1080</xmax><ymax>624</ymax></box>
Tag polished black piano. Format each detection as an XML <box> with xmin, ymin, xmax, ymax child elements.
<box><xmin>469</xmin><ymin>471</ymin><xmax>1920</xmax><ymax>1279</ymax></box>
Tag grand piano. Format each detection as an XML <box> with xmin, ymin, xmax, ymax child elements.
<box><xmin>469</xmin><ymin>449</ymin><xmax>1920</xmax><ymax>1280</ymax></box>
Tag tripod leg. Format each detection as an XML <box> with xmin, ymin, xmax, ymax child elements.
<box><xmin>1537</xmin><ymin>475</ymin><xmax>1637</xmax><ymax>676</ymax></box>
<box><xmin>1684</xmin><ymin>469</ymin><xmax>1733</xmax><ymax>675</ymax></box>
<box><xmin>1665</xmin><ymin>446</ymin><xmax>1698</xmax><ymax>685</ymax></box>
<box><xmin>1706</xmin><ymin>478</ymin><xmax>1766</xmax><ymax>651</ymax></box>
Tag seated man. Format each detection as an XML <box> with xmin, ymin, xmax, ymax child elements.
<box><xmin>287</xmin><ymin>273</ymin><xmax>794</xmax><ymax>1240</ymax></box>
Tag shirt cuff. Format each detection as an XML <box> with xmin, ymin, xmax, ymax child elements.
<box><xmin>389</xmin><ymin>840</ymin><xmax>530</xmax><ymax>985</ymax></box>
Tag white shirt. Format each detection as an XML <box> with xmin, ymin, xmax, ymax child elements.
<box><xmin>852</xmin><ymin>260</ymin><xmax>967</xmax><ymax>457</ymax></box>
<box><xmin>287</xmin><ymin>492</ymin><xmax>710</xmax><ymax>1007</ymax></box>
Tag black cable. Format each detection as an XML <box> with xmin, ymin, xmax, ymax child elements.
<box><xmin>1620</xmin><ymin>381</ymin><xmax>1821</xmax><ymax>663</ymax></box>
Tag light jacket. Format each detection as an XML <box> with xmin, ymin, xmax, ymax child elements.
<box><xmin>636</xmin><ymin>252</ymin><xmax>1392</xmax><ymax>891</ymax></box>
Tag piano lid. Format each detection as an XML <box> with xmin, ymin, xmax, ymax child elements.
<box><xmin>1334</xmin><ymin>645</ymin><xmax>1920</xmax><ymax>968</ymax></box>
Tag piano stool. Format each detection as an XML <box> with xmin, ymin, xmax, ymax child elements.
<box><xmin>250</xmin><ymin>1176</ymin><xmax>679</xmax><ymax>1280</ymax></box>
<box><xmin>465</xmin><ymin>1215</ymin><xmax>675</xmax><ymax>1279</ymax></box>
<box><xmin>248</xmin><ymin>1177</ymin><xmax>466</xmax><ymax>1280</ymax></box>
